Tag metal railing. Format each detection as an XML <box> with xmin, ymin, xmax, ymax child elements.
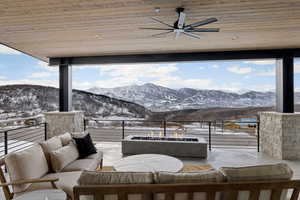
<box><xmin>84</xmin><ymin>119</ymin><xmax>260</xmax><ymax>152</ymax></box>
<box><xmin>0</xmin><ymin>123</ymin><xmax>47</xmax><ymax>158</ymax></box>
<box><xmin>0</xmin><ymin>118</ymin><xmax>260</xmax><ymax>159</ymax></box>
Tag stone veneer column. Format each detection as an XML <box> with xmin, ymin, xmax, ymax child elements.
<box><xmin>260</xmin><ymin>111</ymin><xmax>300</xmax><ymax>160</ymax></box>
<box><xmin>44</xmin><ymin>111</ymin><xmax>84</xmax><ymax>138</ymax></box>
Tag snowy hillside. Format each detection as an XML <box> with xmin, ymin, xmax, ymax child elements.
<box><xmin>0</xmin><ymin>85</ymin><xmax>149</xmax><ymax>118</ymax></box>
<box><xmin>88</xmin><ymin>83</ymin><xmax>299</xmax><ymax>111</ymax></box>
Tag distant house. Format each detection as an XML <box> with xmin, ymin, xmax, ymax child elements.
<box><xmin>238</xmin><ymin>118</ymin><xmax>257</xmax><ymax>128</ymax></box>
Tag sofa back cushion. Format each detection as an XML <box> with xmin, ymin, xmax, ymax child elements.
<box><xmin>78</xmin><ymin>171</ymin><xmax>154</xmax><ymax>185</ymax></box>
<box><xmin>219</xmin><ymin>163</ymin><xmax>293</xmax><ymax>200</ymax></box>
<box><xmin>40</xmin><ymin>136</ymin><xmax>63</xmax><ymax>171</ymax></box>
<box><xmin>59</xmin><ymin>132</ymin><xmax>73</xmax><ymax>146</ymax></box>
<box><xmin>155</xmin><ymin>169</ymin><xmax>225</xmax><ymax>184</ymax></box>
<box><xmin>50</xmin><ymin>142</ymin><xmax>79</xmax><ymax>172</ymax></box>
<box><xmin>154</xmin><ymin>169</ymin><xmax>224</xmax><ymax>200</ymax></box>
<box><xmin>219</xmin><ymin>163</ymin><xmax>293</xmax><ymax>182</ymax></box>
<box><xmin>5</xmin><ymin>144</ymin><xmax>49</xmax><ymax>193</ymax></box>
<box><xmin>78</xmin><ymin>171</ymin><xmax>154</xmax><ymax>200</ymax></box>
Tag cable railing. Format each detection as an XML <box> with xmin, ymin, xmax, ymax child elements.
<box><xmin>84</xmin><ymin>119</ymin><xmax>260</xmax><ymax>152</ymax></box>
<box><xmin>0</xmin><ymin>118</ymin><xmax>259</xmax><ymax>158</ymax></box>
<box><xmin>0</xmin><ymin>123</ymin><xmax>47</xmax><ymax>158</ymax></box>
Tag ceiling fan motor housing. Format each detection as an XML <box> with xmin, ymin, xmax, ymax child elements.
<box><xmin>174</xmin><ymin>7</ymin><xmax>185</xmax><ymax>29</ymax></box>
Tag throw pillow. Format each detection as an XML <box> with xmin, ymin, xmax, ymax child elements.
<box><xmin>73</xmin><ymin>133</ymin><xmax>97</xmax><ymax>158</ymax></box>
<box><xmin>59</xmin><ymin>132</ymin><xmax>73</xmax><ymax>146</ymax></box>
<box><xmin>49</xmin><ymin>142</ymin><xmax>79</xmax><ymax>172</ymax></box>
<box><xmin>39</xmin><ymin>136</ymin><xmax>63</xmax><ymax>171</ymax></box>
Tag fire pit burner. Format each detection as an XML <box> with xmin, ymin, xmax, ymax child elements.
<box><xmin>131</xmin><ymin>136</ymin><xmax>198</xmax><ymax>142</ymax></box>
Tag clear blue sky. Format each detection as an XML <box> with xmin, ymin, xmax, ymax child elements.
<box><xmin>0</xmin><ymin>45</ymin><xmax>299</xmax><ymax>92</ymax></box>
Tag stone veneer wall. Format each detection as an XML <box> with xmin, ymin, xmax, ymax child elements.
<box><xmin>44</xmin><ymin>111</ymin><xmax>84</xmax><ymax>138</ymax></box>
<box><xmin>260</xmin><ymin>112</ymin><xmax>300</xmax><ymax>160</ymax></box>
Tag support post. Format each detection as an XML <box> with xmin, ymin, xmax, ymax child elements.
<box><xmin>59</xmin><ymin>59</ymin><xmax>72</xmax><ymax>112</ymax></box>
<box><xmin>276</xmin><ymin>54</ymin><xmax>294</xmax><ymax>113</ymax></box>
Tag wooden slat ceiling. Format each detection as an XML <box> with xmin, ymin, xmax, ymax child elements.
<box><xmin>1</xmin><ymin>0</ymin><xmax>300</xmax><ymax>62</ymax></box>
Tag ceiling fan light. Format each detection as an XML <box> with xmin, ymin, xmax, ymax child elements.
<box><xmin>154</xmin><ymin>7</ymin><xmax>160</xmax><ymax>13</ymax></box>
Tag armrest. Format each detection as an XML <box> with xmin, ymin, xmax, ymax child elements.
<box><xmin>0</xmin><ymin>178</ymin><xmax>59</xmax><ymax>187</ymax></box>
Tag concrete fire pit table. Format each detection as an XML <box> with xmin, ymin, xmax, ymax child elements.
<box><xmin>122</xmin><ymin>135</ymin><xmax>207</xmax><ymax>158</ymax></box>
<box><xmin>113</xmin><ymin>154</ymin><xmax>183</xmax><ymax>172</ymax></box>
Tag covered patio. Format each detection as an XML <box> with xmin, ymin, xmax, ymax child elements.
<box><xmin>1</xmin><ymin>0</ymin><xmax>300</xmax><ymax>199</ymax></box>
<box><xmin>2</xmin><ymin>0</ymin><xmax>299</xmax><ymax>160</ymax></box>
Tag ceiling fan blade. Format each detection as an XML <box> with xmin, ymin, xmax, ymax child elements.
<box><xmin>150</xmin><ymin>17</ymin><xmax>174</xmax><ymax>28</ymax></box>
<box><xmin>177</xmin><ymin>12</ymin><xmax>186</xmax><ymax>29</ymax></box>
<box><xmin>151</xmin><ymin>30</ymin><xmax>173</xmax><ymax>38</ymax></box>
<box><xmin>184</xmin><ymin>18</ymin><xmax>218</xmax><ymax>29</ymax></box>
<box><xmin>183</xmin><ymin>32</ymin><xmax>201</xmax><ymax>39</ymax></box>
<box><xmin>186</xmin><ymin>28</ymin><xmax>220</xmax><ymax>32</ymax></box>
<box><xmin>140</xmin><ymin>27</ymin><xmax>174</xmax><ymax>31</ymax></box>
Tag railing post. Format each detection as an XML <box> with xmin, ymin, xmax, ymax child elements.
<box><xmin>4</xmin><ymin>131</ymin><xmax>7</xmax><ymax>172</ymax></box>
<box><xmin>44</xmin><ymin>123</ymin><xmax>47</xmax><ymax>141</ymax></box>
<box><xmin>84</xmin><ymin>119</ymin><xmax>87</xmax><ymax>131</ymax></box>
<box><xmin>257</xmin><ymin>122</ymin><xmax>260</xmax><ymax>152</ymax></box>
<box><xmin>122</xmin><ymin>121</ymin><xmax>125</xmax><ymax>139</ymax></box>
<box><xmin>208</xmin><ymin>122</ymin><xmax>212</xmax><ymax>151</ymax></box>
<box><xmin>221</xmin><ymin>120</ymin><xmax>224</xmax><ymax>133</ymax></box>
<box><xmin>4</xmin><ymin>131</ymin><xmax>7</xmax><ymax>156</ymax></box>
<box><xmin>163</xmin><ymin>120</ymin><xmax>166</xmax><ymax>137</ymax></box>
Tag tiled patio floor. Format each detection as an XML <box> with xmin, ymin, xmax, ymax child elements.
<box><xmin>96</xmin><ymin>142</ymin><xmax>300</xmax><ymax>179</ymax></box>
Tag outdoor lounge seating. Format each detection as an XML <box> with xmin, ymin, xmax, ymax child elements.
<box><xmin>74</xmin><ymin>163</ymin><xmax>299</xmax><ymax>200</ymax></box>
<box><xmin>0</xmin><ymin>133</ymin><xmax>299</xmax><ymax>200</ymax></box>
<box><xmin>74</xmin><ymin>179</ymin><xmax>300</xmax><ymax>200</ymax></box>
<box><xmin>0</xmin><ymin>133</ymin><xmax>103</xmax><ymax>200</ymax></box>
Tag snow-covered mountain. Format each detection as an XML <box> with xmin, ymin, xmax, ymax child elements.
<box><xmin>88</xmin><ymin>83</ymin><xmax>297</xmax><ymax>111</ymax></box>
<box><xmin>0</xmin><ymin>85</ymin><xmax>149</xmax><ymax>118</ymax></box>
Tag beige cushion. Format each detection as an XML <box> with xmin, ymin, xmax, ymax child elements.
<box><xmin>5</xmin><ymin>145</ymin><xmax>49</xmax><ymax>193</ymax></box>
<box><xmin>220</xmin><ymin>163</ymin><xmax>293</xmax><ymax>200</ymax></box>
<box><xmin>40</xmin><ymin>136</ymin><xmax>63</xmax><ymax>170</ymax></box>
<box><xmin>14</xmin><ymin>171</ymin><xmax>82</xmax><ymax>200</ymax></box>
<box><xmin>78</xmin><ymin>171</ymin><xmax>154</xmax><ymax>185</ymax></box>
<box><xmin>219</xmin><ymin>163</ymin><xmax>293</xmax><ymax>182</ymax></box>
<box><xmin>50</xmin><ymin>143</ymin><xmax>79</xmax><ymax>172</ymax></box>
<box><xmin>61</xmin><ymin>158</ymin><xmax>99</xmax><ymax>172</ymax></box>
<box><xmin>155</xmin><ymin>169</ymin><xmax>225</xmax><ymax>184</ymax></box>
<box><xmin>59</xmin><ymin>132</ymin><xmax>73</xmax><ymax>146</ymax></box>
<box><xmin>155</xmin><ymin>169</ymin><xmax>224</xmax><ymax>200</ymax></box>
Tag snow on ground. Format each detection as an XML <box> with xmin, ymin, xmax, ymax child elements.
<box><xmin>88</xmin><ymin>123</ymin><xmax>250</xmax><ymax>136</ymax></box>
<box><xmin>91</xmin><ymin>116</ymin><xmax>145</xmax><ymax>121</ymax></box>
<box><xmin>0</xmin><ymin>139</ymin><xmax>34</xmax><ymax>157</ymax></box>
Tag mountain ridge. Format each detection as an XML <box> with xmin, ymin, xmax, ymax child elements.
<box><xmin>0</xmin><ymin>84</ymin><xmax>150</xmax><ymax>119</ymax></box>
<box><xmin>88</xmin><ymin>83</ymin><xmax>291</xmax><ymax>111</ymax></box>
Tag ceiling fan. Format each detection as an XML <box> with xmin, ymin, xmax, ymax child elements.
<box><xmin>140</xmin><ymin>7</ymin><xmax>219</xmax><ymax>39</ymax></box>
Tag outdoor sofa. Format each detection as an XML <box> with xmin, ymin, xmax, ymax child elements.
<box><xmin>73</xmin><ymin>163</ymin><xmax>300</xmax><ymax>200</ymax></box>
<box><xmin>0</xmin><ymin>132</ymin><xmax>103</xmax><ymax>200</ymax></box>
